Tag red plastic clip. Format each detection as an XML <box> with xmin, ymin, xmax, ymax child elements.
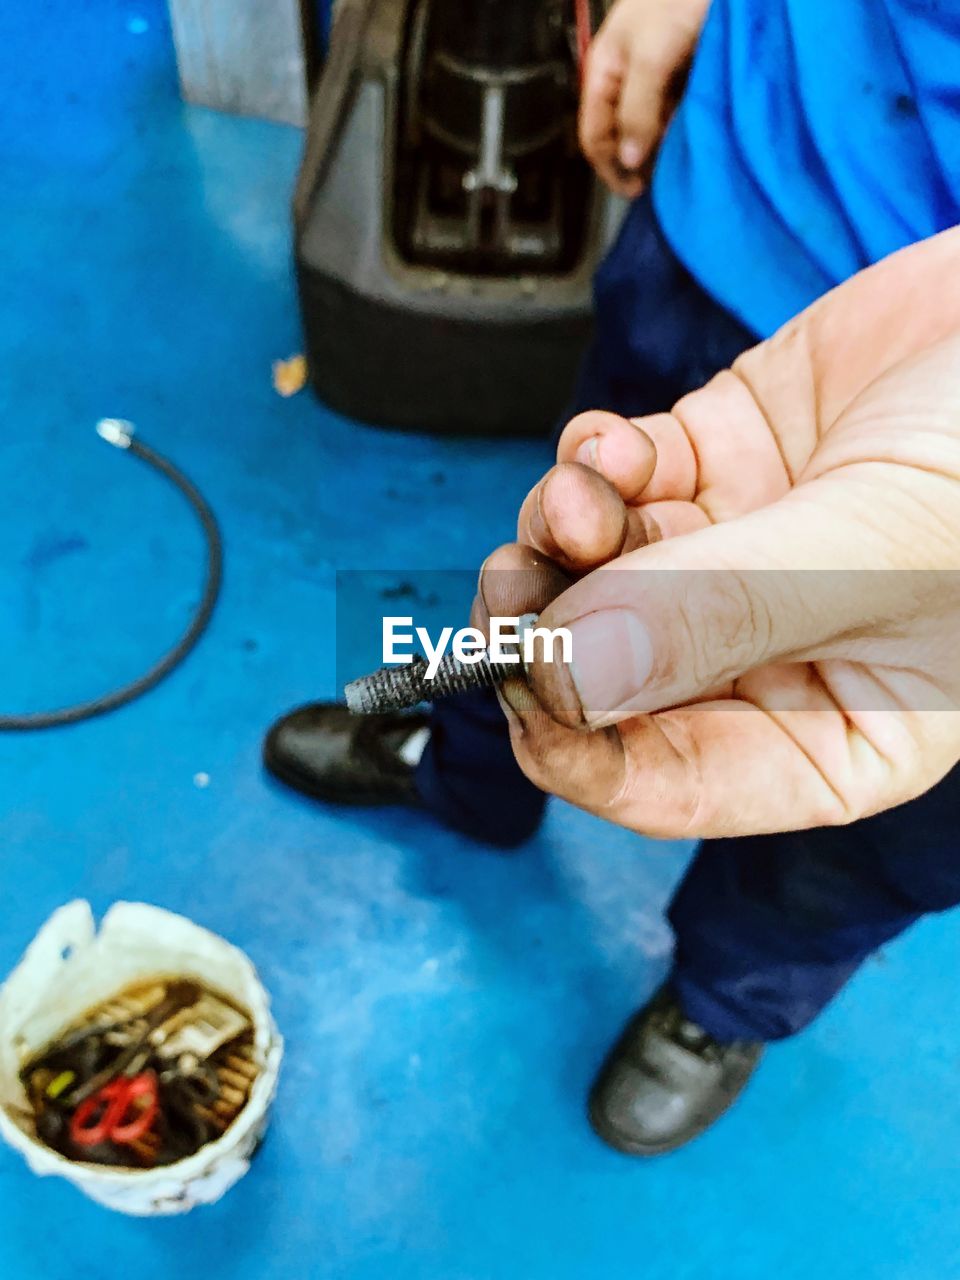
<box><xmin>70</xmin><ymin>1073</ymin><xmax>159</xmax><ymax>1148</ymax></box>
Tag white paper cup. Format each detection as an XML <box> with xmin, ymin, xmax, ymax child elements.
<box><xmin>0</xmin><ymin>901</ymin><xmax>283</xmax><ymax>1216</ymax></box>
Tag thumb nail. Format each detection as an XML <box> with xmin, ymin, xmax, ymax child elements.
<box><xmin>497</xmin><ymin>679</ymin><xmax>537</xmax><ymax>736</ymax></box>
<box><xmin>618</xmin><ymin>139</ymin><xmax>642</xmax><ymax>170</ymax></box>
<box><xmin>574</xmin><ymin>436</ymin><xmax>600</xmax><ymax>470</ymax></box>
<box><xmin>567</xmin><ymin>609</ymin><xmax>654</xmax><ymax>724</ymax></box>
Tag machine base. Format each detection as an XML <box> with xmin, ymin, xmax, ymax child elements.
<box><xmin>299</xmin><ymin>267</ymin><xmax>593</xmax><ymax>436</ymax></box>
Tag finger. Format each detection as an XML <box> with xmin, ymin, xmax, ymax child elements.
<box><xmin>472</xmin><ymin>542</ymin><xmax>571</xmax><ymax>632</ymax></box>
<box><xmin>578</xmin><ymin>36</ymin><xmax>646</xmax><ymax>197</ymax></box>
<box><xmin>509</xmin><ymin>655</ymin><xmax>918</xmax><ymax>838</ymax></box>
<box><xmin>592</xmin><ymin>154</ymin><xmax>646</xmax><ymax>200</ymax></box>
<box><xmin>572</xmin><ymin>374</ymin><xmax>796</xmax><ymax>516</ymax></box>
<box><xmin>474</xmin><ymin>543</ymin><xmax>582</xmax><ymax>730</ymax></box>
<box><xmin>616</xmin><ymin>52</ymin><xmax>664</xmax><ymax>173</ymax></box>
<box><xmin>498</xmin><ymin>605</ymin><xmax>956</xmax><ymax>837</ymax></box>
<box><xmin>512</xmin><ymin>696</ymin><xmax>853</xmax><ymax>838</ymax></box>
<box><xmin>516</xmin><ymin>463</ymin><xmax>654</xmax><ymax>571</ymax></box>
<box><xmin>523</xmin><ymin>489</ymin><xmax>921</xmax><ymax>730</ymax></box>
<box><xmin>578</xmin><ymin>40</ymin><xmax>624</xmax><ymax>173</ymax></box>
<box><xmin>504</xmin><ymin>697</ymin><xmax>634</xmax><ymax>823</ymax></box>
<box><xmin>557</xmin><ymin>412</ymin><xmax>659</xmax><ymax>500</ymax></box>
<box><xmin>557</xmin><ymin>407</ymin><xmax>716</xmax><ymax>508</ymax></box>
<box><xmin>612</xmin><ymin>662</ymin><xmax>956</xmax><ymax>838</ymax></box>
<box><xmin>612</xmin><ymin>168</ymin><xmax>646</xmax><ymax>199</ymax></box>
<box><xmin>635</xmin><ymin>499</ymin><xmax>710</xmax><ymax>540</ymax></box>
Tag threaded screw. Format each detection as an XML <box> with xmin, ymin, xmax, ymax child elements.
<box><xmin>345</xmin><ymin>614</ymin><xmax>538</xmax><ymax>715</ymax></box>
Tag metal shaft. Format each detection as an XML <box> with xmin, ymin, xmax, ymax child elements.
<box><xmin>344</xmin><ymin>614</ymin><xmax>539</xmax><ymax>715</ymax></box>
<box><xmin>345</xmin><ymin>652</ymin><xmax>511</xmax><ymax>715</ymax></box>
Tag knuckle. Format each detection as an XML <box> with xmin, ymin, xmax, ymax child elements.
<box><xmin>677</xmin><ymin>572</ymin><xmax>775</xmax><ymax>686</ymax></box>
<box><xmin>809</xmin><ymin>793</ymin><xmax>852</xmax><ymax>828</ymax></box>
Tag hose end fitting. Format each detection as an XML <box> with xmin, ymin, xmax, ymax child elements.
<box><xmin>96</xmin><ymin>418</ymin><xmax>135</xmax><ymax>449</ymax></box>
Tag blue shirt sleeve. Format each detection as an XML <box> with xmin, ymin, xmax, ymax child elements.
<box><xmin>652</xmin><ymin>0</ymin><xmax>960</xmax><ymax>337</ymax></box>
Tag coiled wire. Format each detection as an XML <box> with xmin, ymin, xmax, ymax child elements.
<box><xmin>0</xmin><ymin>422</ymin><xmax>222</xmax><ymax>730</ymax></box>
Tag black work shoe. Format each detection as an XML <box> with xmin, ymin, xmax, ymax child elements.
<box><xmin>589</xmin><ymin>986</ymin><xmax>763</xmax><ymax>1156</ymax></box>
<box><xmin>263</xmin><ymin>703</ymin><xmax>427</xmax><ymax>807</ymax></box>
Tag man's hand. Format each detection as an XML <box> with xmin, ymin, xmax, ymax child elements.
<box><xmin>579</xmin><ymin>0</ymin><xmax>709</xmax><ymax>196</ymax></box>
<box><xmin>477</xmin><ymin>229</ymin><xmax>960</xmax><ymax>839</ymax></box>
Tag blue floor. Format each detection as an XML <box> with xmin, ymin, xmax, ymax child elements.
<box><xmin>2</xmin><ymin>4</ymin><xmax>959</xmax><ymax>1277</ymax></box>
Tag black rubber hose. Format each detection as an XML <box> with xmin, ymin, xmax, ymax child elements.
<box><xmin>0</xmin><ymin>421</ymin><xmax>223</xmax><ymax>731</ymax></box>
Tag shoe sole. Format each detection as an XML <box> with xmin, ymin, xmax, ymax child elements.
<box><xmin>587</xmin><ymin>1053</ymin><xmax>763</xmax><ymax>1158</ymax></box>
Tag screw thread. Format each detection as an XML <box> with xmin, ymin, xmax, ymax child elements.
<box><xmin>344</xmin><ymin>614</ymin><xmax>540</xmax><ymax>715</ymax></box>
<box><xmin>345</xmin><ymin>651</ymin><xmax>523</xmax><ymax>715</ymax></box>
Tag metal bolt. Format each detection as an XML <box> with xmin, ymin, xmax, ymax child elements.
<box><xmin>345</xmin><ymin>614</ymin><xmax>538</xmax><ymax>715</ymax></box>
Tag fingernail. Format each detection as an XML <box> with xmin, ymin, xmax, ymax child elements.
<box><xmin>575</xmin><ymin>436</ymin><xmax>600</xmax><ymax>470</ymax></box>
<box><xmin>498</xmin><ymin>680</ymin><xmax>536</xmax><ymax>736</ymax></box>
<box><xmin>619</xmin><ymin>139</ymin><xmax>642</xmax><ymax>170</ymax></box>
<box><xmin>496</xmin><ymin>693</ymin><xmax>523</xmax><ymax>737</ymax></box>
<box><xmin>567</xmin><ymin>609</ymin><xmax>654</xmax><ymax>722</ymax></box>
<box><xmin>529</xmin><ymin>484</ymin><xmax>567</xmax><ymax>561</ymax></box>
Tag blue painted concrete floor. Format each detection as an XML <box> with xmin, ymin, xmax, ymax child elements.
<box><xmin>1</xmin><ymin>3</ymin><xmax>958</xmax><ymax>1278</ymax></box>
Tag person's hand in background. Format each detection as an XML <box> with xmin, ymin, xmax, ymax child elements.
<box><xmin>579</xmin><ymin>0</ymin><xmax>710</xmax><ymax>196</ymax></box>
<box><xmin>477</xmin><ymin>229</ymin><xmax>960</xmax><ymax>839</ymax></box>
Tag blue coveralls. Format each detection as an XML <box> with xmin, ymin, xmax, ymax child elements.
<box><xmin>414</xmin><ymin>193</ymin><xmax>960</xmax><ymax>1044</ymax></box>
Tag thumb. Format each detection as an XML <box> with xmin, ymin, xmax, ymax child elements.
<box><xmin>527</xmin><ymin>485</ymin><xmax>914</xmax><ymax>729</ymax></box>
